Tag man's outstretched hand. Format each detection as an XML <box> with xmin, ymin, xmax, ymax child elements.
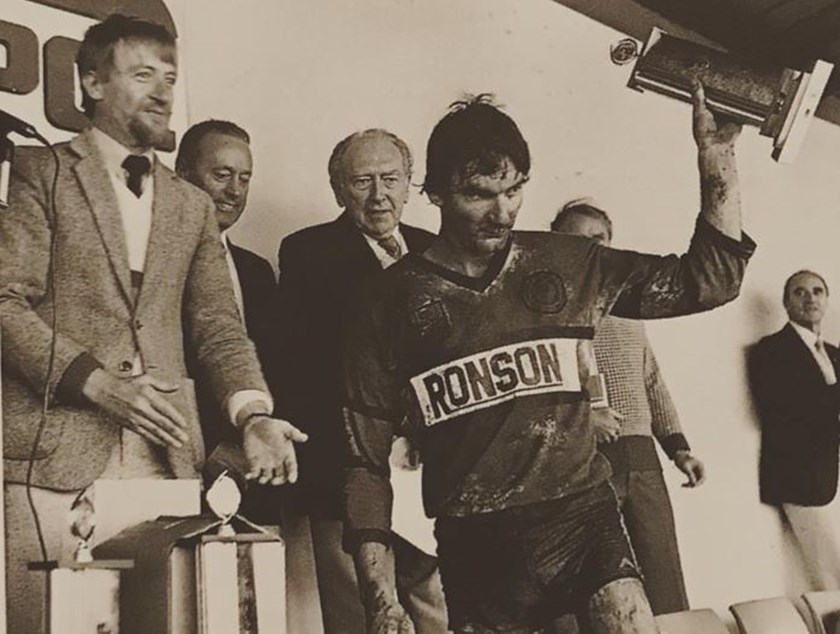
<box><xmin>241</xmin><ymin>415</ymin><xmax>308</xmax><ymax>485</ymax></box>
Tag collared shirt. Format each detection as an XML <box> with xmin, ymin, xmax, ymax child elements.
<box><xmin>90</xmin><ymin>127</ymin><xmax>155</xmax><ymax>274</ymax></box>
<box><xmin>362</xmin><ymin>227</ymin><xmax>408</xmax><ymax>269</ymax></box>
<box><xmin>91</xmin><ymin>126</ymin><xmax>272</xmax><ymax>425</ymax></box>
<box><xmin>221</xmin><ymin>231</ymin><xmax>246</xmax><ymax>325</ymax></box>
<box><xmin>790</xmin><ymin>320</ymin><xmax>837</xmax><ymax>385</ymax></box>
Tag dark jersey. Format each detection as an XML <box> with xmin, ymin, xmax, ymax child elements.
<box><xmin>342</xmin><ymin>220</ymin><xmax>755</xmax><ymax>547</ymax></box>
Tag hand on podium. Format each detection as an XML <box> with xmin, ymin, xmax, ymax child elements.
<box><xmin>241</xmin><ymin>414</ymin><xmax>308</xmax><ymax>485</ymax></box>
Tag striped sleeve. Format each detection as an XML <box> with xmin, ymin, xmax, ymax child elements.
<box><xmin>644</xmin><ymin>338</ymin><xmax>689</xmax><ymax>458</ymax></box>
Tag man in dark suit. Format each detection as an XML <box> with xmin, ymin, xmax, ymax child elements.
<box><xmin>749</xmin><ymin>269</ymin><xmax>840</xmax><ymax>589</ymax></box>
<box><xmin>276</xmin><ymin>129</ymin><xmax>447</xmax><ymax>633</ymax></box>
<box><xmin>176</xmin><ymin>119</ymin><xmax>286</xmax><ymax>524</ymax></box>
<box><xmin>0</xmin><ymin>17</ymin><xmax>305</xmax><ymax>632</ymax></box>
<box><xmin>175</xmin><ymin>120</ymin><xmax>278</xmax><ymax>453</ymax></box>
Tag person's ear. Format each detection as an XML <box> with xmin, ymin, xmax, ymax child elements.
<box><xmin>81</xmin><ymin>70</ymin><xmax>105</xmax><ymax>106</ymax></box>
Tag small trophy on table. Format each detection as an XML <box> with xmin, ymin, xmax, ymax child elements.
<box><xmin>70</xmin><ymin>491</ymin><xmax>96</xmax><ymax>563</ymax></box>
<box><xmin>29</xmin><ymin>490</ymin><xmax>133</xmax><ymax>633</ymax></box>
<box><xmin>204</xmin><ymin>470</ymin><xmax>242</xmax><ymax>537</ymax></box>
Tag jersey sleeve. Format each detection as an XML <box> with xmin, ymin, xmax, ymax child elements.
<box><xmin>341</xmin><ymin>286</ymin><xmax>403</xmax><ymax>551</ymax></box>
<box><xmin>604</xmin><ymin>217</ymin><xmax>756</xmax><ymax>319</ymax></box>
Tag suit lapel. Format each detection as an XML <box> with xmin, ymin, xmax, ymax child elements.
<box><xmin>402</xmin><ymin>224</ymin><xmax>426</xmax><ymax>254</ymax></box>
<box><xmin>137</xmin><ymin>162</ymin><xmax>183</xmax><ymax>312</ymax></box>
<box><xmin>70</xmin><ymin>131</ymin><xmax>134</xmax><ymax>307</ymax></box>
<box><xmin>228</xmin><ymin>243</ymin><xmax>254</xmax><ymax>325</ymax></box>
<box><xmin>335</xmin><ymin>212</ymin><xmax>382</xmax><ymax>274</ymax></box>
<box><xmin>829</xmin><ymin>343</ymin><xmax>840</xmax><ymax>372</ymax></box>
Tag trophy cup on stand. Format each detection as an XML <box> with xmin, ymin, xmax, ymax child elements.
<box><xmin>195</xmin><ymin>469</ymin><xmax>288</xmax><ymax>633</ymax></box>
<box><xmin>204</xmin><ymin>470</ymin><xmax>241</xmax><ymax>538</ymax></box>
<box><xmin>92</xmin><ymin>453</ymin><xmax>288</xmax><ymax>633</ymax></box>
<box><xmin>70</xmin><ymin>492</ymin><xmax>96</xmax><ymax>564</ymax></box>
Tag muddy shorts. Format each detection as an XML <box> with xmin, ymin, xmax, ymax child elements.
<box><xmin>435</xmin><ymin>481</ymin><xmax>641</xmax><ymax>632</ymax></box>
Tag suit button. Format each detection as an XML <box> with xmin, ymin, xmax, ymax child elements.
<box><xmin>134</xmin><ymin>320</ymin><xmax>143</xmax><ymax>330</ymax></box>
<box><xmin>119</xmin><ymin>361</ymin><xmax>133</xmax><ymax>372</ymax></box>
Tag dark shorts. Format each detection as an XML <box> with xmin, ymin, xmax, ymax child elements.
<box><xmin>435</xmin><ymin>482</ymin><xmax>641</xmax><ymax>632</ymax></box>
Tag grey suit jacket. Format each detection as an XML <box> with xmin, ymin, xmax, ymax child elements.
<box><xmin>0</xmin><ymin>129</ymin><xmax>268</xmax><ymax>490</ymax></box>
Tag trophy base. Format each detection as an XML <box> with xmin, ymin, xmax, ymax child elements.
<box><xmin>28</xmin><ymin>559</ymin><xmax>133</xmax><ymax>634</ymax></box>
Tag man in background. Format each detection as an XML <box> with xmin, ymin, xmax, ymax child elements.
<box><xmin>176</xmin><ymin>119</ymin><xmax>285</xmax><ymax>522</ymax></box>
<box><xmin>749</xmin><ymin>270</ymin><xmax>840</xmax><ymax>590</ymax></box>
<box><xmin>276</xmin><ymin>129</ymin><xmax>447</xmax><ymax>632</ymax></box>
<box><xmin>0</xmin><ymin>16</ymin><xmax>305</xmax><ymax>632</ymax></box>
<box><xmin>552</xmin><ymin>201</ymin><xmax>705</xmax><ymax>615</ymax></box>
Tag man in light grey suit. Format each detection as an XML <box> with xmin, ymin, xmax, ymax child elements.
<box><xmin>0</xmin><ymin>15</ymin><xmax>306</xmax><ymax>633</ymax></box>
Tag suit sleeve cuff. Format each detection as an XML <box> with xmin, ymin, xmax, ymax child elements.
<box><xmin>55</xmin><ymin>353</ymin><xmax>104</xmax><ymax>405</ymax></box>
<box><xmin>229</xmin><ymin>391</ymin><xmax>275</xmax><ymax>428</ymax></box>
<box><xmin>660</xmin><ymin>433</ymin><xmax>690</xmax><ymax>460</ymax></box>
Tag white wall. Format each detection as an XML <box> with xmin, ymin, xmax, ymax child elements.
<box><xmin>174</xmin><ymin>0</ymin><xmax>840</xmax><ymax>621</ymax></box>
<box><xmin>7</xmin><ymin>0</ymin><xmax>840</xmax><ymax>626</ymax></box>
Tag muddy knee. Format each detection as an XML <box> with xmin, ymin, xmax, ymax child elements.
<box><xmin>586</xmin><ymin>578</ymin><xmax>658</xmax><ymax>634</ymax></box>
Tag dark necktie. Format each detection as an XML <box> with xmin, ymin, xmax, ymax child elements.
<box><xmin>377</xmin><ymin>235</ymin><xmax>402</xmax><ymax>260</ymax></box>
<box><xmin>122</xmin><ymin>155</ymin><xmax>151</xmax><ymax>198</ymax></box>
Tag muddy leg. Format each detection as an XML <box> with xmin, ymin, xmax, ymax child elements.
<box><xmin>586</xmin><ymin>578</ymin><xmax>658</xmax><ymax>634</ymax></box>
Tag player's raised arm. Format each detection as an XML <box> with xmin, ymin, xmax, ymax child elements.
<box><xmin>692</xmin><ymin>80</ymin><xmax>742</xmax><ymax>240</ymax></box>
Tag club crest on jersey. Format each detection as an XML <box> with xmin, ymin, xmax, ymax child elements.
<box><xmin>411</xmin><ymin>338</ymin><xmax>582</xmax><ymax>426</ymax></box>
<box><xmin>521</xmin><ymin>270</ymin><xmax>567</xmax><ymax>314</ymax></box>
<box><xmin>409</xmin><ymin>298</ymin><xmax>451</xmax><ymax>341</ymax></box>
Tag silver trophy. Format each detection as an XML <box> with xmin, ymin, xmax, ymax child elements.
<box><xmin>205</xmin><ymin>470</ymin><xmax>242</xmax><ymax>537</ymax></box>
<box><xmin>69</xmin><ymin>491</ymin><xmax>96</xmax><ymax>563</ymax></box>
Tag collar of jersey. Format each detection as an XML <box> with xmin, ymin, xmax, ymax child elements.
<box><xmin>408</xmin><ymin>235</ymin><xmax>513</xmax><ymax>292</ymax></box>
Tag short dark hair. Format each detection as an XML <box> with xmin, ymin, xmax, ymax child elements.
<box><xmin>550</xmin><ymin>199</ymin><xmax>613</xmax><ymax>239</ymax></box>
<box><xmin>328</xmin><ymin>129</ymin><xmax>413</xmax><ymax>203</ymax></box>
<box><xmin>175</xmin><ymin>119</ymin><xmax>251</xmax><ymax>176</ymax></box>
<box><xmin>783</xmin><ymin>269</ymin><xmax>830</xmax><ymax>303</ymax></box>
<box><xmin>422</xmin><ymin>94</ymin><xmax>530</xmax><ymax>198</ymax></box>
<box><xmin>77</xmin><ymin>14</ymin><xmax>176</xmax><ymax>118</ymax></box>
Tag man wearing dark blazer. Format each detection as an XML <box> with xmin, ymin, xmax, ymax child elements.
<box><xmin>0</xmin><ymin>17</ymin><xmax>305</xmax><ymax>633</ymax></box>
<box><xmin>276</xmin><ymin>129</ymin><xmax>447</xmax><ymax>633</ymax></box>
<box><xmin>749</xmin><ymin>269</ymin><xmax>840</xmax><ymax>589</ymax></box>
<box><xmin>175</xmin><ymin>120</ymin><xmax>278</xmax><ymax>454</ymax></box>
